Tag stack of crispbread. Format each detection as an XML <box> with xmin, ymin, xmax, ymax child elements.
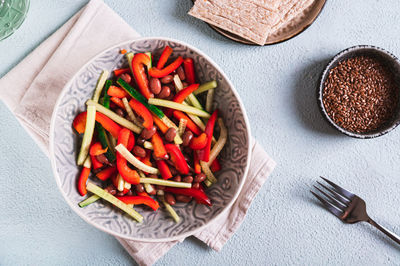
<box><xmin>189</xmin><ymin>0</ymin><xmax>315</xmax><ymax>45</ymax></box>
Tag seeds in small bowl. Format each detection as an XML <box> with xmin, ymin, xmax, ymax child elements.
<box><xmin>319</xmin><ymin>45</ymin><xmax>400</xmax><ymax>138</ymax></box>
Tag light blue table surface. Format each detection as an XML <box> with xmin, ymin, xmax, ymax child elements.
<box><xmin>1</xmin><ymin>0</ymin><xmax>400</xmax><ymax>265</ymax></box>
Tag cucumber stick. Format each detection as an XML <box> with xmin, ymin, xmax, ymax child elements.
<box><xmin>117</xmin><ymin>78</ymin><xmax>164</xmax><ymax>118</ymax></box>
<box><xmin>86</xmin><ymin>100</ymin><xmax>141</xmax><ymax>134</ymax></box>
<box><xmin>115</xmin><ymin>144</ymin><xmax>159</xmax><ymax>174</ymax></box>
<box><xmin>86</xmin><ymin>182</ymin><xmax>143</xmax><ymax>222</ymax></box>
<box><xmin>139</xmin><ymin>178</ymin><xmax>192</xmax><ymax>188</ymax></box>
<box><xmin>96</xmin><ymin>123</ymin><xmax>116</xmax><ymax>162</ymax></box>
<box><xmin>205</xmin><ymin>88</ymin><xmax>215</xmax><ymax>113</ymax></box>
<box><xmin>92</xmin><ymin>70</ymin><xmax>109</xmax><ymax>103</ymax></box>
<box><xmin>194</xmin><ymin>80</ymin><xmax>217</xmax><ymax>95</ymax></box>
<box><xmin>77</xmin><ymin>105</ymin><xmax>96</xmax><ymax>165</ymax></box>
<box><xmin>148</xmin><ymin>98</ymin><xmax>210</xmax><ymax>118</ymax></box>
<box><xmin>145</xmin><ymin>52</ymin><xmax>152</xmax><ymax>69</ymax></box>
<box><xmin>173</xmin><ymin>75</ymin><xmax>203</xmax><ymax>109</ymax></box>
<box><xmin>200</xmin><ymin>161</ymin><xmax>217</xmax><ymax>185</ymax></box>
<box><xmin>161</xmin><ymin>196</ymin><xmax>180</xmax><ymax>223</ymax></box>
<box><xmin>126</xmin><ymin>52</ymin><xmax>134</xmax><ymax>74</ymax></box>
<box><xmin>102</xmin><ymin>80</ymin><xmax>112</xmax><ymax>109</ymax></box>
<box><xmin>77</xmin><ymin>71</ymin><xmax>109</xmax><ymax>165</ymax></box>
<box><xmin>78</xmin><ymin>195</ymin><xmax>100</xmax><ymax>208</ymax></box>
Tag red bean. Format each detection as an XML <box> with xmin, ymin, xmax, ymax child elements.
<box><xmin>172</xmin><ymin>175</ymin><xmax>182</xmax><ymax>182</ymax></box>
<box><xmin>152</xmin><ymin>153</ymin><xmax>169</xmax><ymax>161</ymax></box>
<box><xmin>164</xmin><ymin>128</ymin><xmax>177</xmax><ymax>142</ymax></box>
<box><xmin>157</xmin><ymin>86</ymin><xmax>171</xmax><ymax>99</ymax></box>
<box><xmin>194</xmin><ymin>173</ymin><xmax>206</xmax><ymax>183</ymax></box>
<box><xmin>183</xmin><ymin>175</ymin><xmax>193</xmax><ymax>183</ymax></box>
<box><xmin>133</xmin><ymin>146</ymin><xmax>146</xmax><ymax>157</ymax></box>
<box><xmin>182</xmin><ymin>131</ymin><xmax>193</xmax><ymax>146</ymax></box>
<box><xmin>177</xmin><ymin>66</ymin><xmax>185</xmax><ymax>81</ymax></box>
<box><xmin>176</xmin><ymin>195</ymin><xmax>192</xmax><ymax>203</ymax></box>
<box><xmin>120</xmin><ymin>73</ymin><xmax>132</xmax><ymax>83</ymax></box>
<box><xmin>192</xmin><ymin>182</ymin><xmax>200</xmax><ymax>189</ymax></box>
<box><xmin>136</xmin><ymin>137</ymin><xmax>145</xmax><ymax>147</ymax></box>
<box><xmin>160</xmin><ymin>75</ymin><xmax>173</xmax><ymax>84</ymax></box>
<box><xmin>155</xmin><ymin>185</ymin><xmax>166</xmax><ymax>190</ymax></box>
<box><xmin>115</xmin><ymin>108</ymin><xmax>125</xmax><ymax>117</ymax></box>
<box><xmin>135</xmin><ymin>184</ymin><xmax>145</xmax><ymax>193</ymax></box>
<box><xmin>165</xmin><ymin>193</ymin><xmax>176</xmax><ymax>205</ymax></box>
<box><xmin>140</xmin><ymin>126</ymin><xmax>156</xmax><ymax>140</ymax></box>
<box><xmin>149</xmin><ymin>78</ymin><xmax>162</xmax><ymax>94</ymax></box>
<box><xmin>105</xmin><ymin>185</ymin><xmax>117</xmax><ymax>195</ymax></box>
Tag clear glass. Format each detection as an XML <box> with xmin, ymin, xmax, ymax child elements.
<box><xmin>0</xmin><ymin>0</ymin><xmax>29</xmax><ymax>41</ymax></box>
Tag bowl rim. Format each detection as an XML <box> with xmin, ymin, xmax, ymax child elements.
<box><xmin>317</xmin><ymin>44</ymin><xmax>400</xmax><ymax>139</ymax></box>
<box><xmin>49</xmin><ymin>36</ymin><xmax>252</xmax><ymax>242</ymax></box>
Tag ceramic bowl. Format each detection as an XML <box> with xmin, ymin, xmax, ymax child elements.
<box><xmin>318</xmin><ymin>45</ymin><xmax>400</xmax><ymax>139</ymax></box>
<box><xmin>49</xmin><ymin>37</ymin><xmax>251</xmax><ymax>242</ymax></box>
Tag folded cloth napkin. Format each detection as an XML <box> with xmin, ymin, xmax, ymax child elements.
<box><xmin>0</xmin><ymin>0</ymin><xmax>276</xmax><ymax>265</ymax></box>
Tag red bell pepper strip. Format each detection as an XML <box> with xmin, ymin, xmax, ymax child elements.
<box><xmin>90</xmin><ymin>155</ymin><xmax>103</xmax><ymax>169</ymax></box>
<box><xmin>116</xmin><ymin>128</ymin><xmax>140</xmax><ymax>184</ymax></box>
<box><xmin>193</xmin><ymin>152</ymin><xmax>201</xmax><ymax>174</ymax></box>
<box><xmin>139</xmin><ymin>150</ymin><xmax>152</xmax><ymax>175</ymax></box>
<box><xmin>96</xmin><ymin>166</ymin><xmax>117</xmax><ymax>181</ymax></box>
<box><xmin>197</xmin><ymin>110</ymin><xmax>218</xmax><ymax>162</ymax></box>
<box><xmin>148</xmin><ymin>56</ymin><xmax>183</xmax><ymax>78</ymax></box>
<box><xmin>210</xmin><ymin>158</ymin><xmax>221</xmax><ymax>172</ymax></box>
<box><xmin>164</xmin><ymin>187</ymin><xmax>211</xmax><ymax>206</ymax></box>
<box><xmin>110</xmin><ymin>96</ymin><xmax>126</xmax><ymax>109</ymax></box>
<box><xmin>140</xmin><ymin>150</ymin><xmax>152</xmax><ymax>166</ymax></box>
<box><xmin>89</xmin><ymin>142</ymin><xmax>108</xmax><ymax>156</ymax></box>
<box><xmin>73</xmin><ymin>112</ymin><xmax>87</xmax><ymax>134</ymax></box>
<box><xmin>117</xmin><ymin>196</ymin><xmax>160</xmax><ymax>211</ymax></box>
<box><xmin>164</xmin><ymin>144</ymin><xmax>189</xmax><ymax>174</ymax></box>
<box><xmin>189</xmin><ymin>133</ymin><xmax>208</xmax><ymax>150</ymax></box>
<box><xmin>111</xmin><ymin>173</ymin><xmax>119</xmax><ymax>188</ymax></box>
<box><xmin>137</xmin><ymin>191</ymin><xmax>150</xmax><ymax>197</ymax></box>
<box><xmin>156</xmin><ymin>160</ymin><xmax>172</xmax><ymax>179</ymax></box>
<box><xmin>107</xmin><ymin>86</ymin><xmax>129</xmax><ymax>98</ymax></box>
<box><xmin>89</xmin><ymin>141</ymin><xmax>104</xmax><ymax>169</ymax></box>
<box><xmin>183</xmin><ymin>58</ymin><xmax>196</xmax><ymax>84</ymax></box>
<box><xmin>157</xmin><ymin>46</ymin><xmax>173</xmax><ymax>69</ymax></box>
<box><xmin>151</xmin><ymin>132</ymin><xmax>167</xmax><ymax>158</ymax></box>
<box><xmin>173</xmin><ymin>84</ymin><xmax>199</xmax><ymax>103</ymax></box>
<box><xmin>129</xmin><ymin>98</ymin><xmax>153</xmax><ymax>130</ymax></box>
<box><xmin>78</xmin><ymin>166</ymin><xmax>91</xmax><ymax>196</ymax></box>
<box><xmin>113</xmin><ymin>68</ymin><xmax>130</xmax><ymax>77</ymax></box>
<box><xmin>172</xmin><ymin>111</ymin><xmax>202</xmax><ymax>135</ymax></box>
<box><xmin>131</xmin><ymin>53</ymin><xmax>154</xmax><ymax>99</ymax></box>
<box><xmin>73</xmin><ymin>111</ymin><xmax>122</xmax><ymax>139</ymax></box>
<box><xmin>152</xmin><ymin>114</ymin><xmax>168</xmax><ymax>133</ymax></box>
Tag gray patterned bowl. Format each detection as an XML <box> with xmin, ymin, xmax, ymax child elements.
<box><xmin>49</xmin><ymin>37</ymin><xmax>251</xmax><ymax>242</ymax></box>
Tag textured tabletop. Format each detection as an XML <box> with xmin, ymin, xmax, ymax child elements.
<box><xmin>1</xmin><ymin>0</ymin><xmax>400</xmax><ymax>265</ymax></box>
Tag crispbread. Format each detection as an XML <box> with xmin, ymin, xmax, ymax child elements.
<box><xmin>189</xmin><ymin>0</ymin><xmax>279</xmax><ymax>45</ymax></box>
<box><xmin>270</xmin><ymin>0</ymin><xmax>315</xmax><ymax>33</ymax></box>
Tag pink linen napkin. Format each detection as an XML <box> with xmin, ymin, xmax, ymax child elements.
<box><xmin>0</xmin><ymin>0</ymin><xmax>276</xmax><ymax>265</ymax></box>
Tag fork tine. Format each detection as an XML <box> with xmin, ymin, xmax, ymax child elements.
<box><xmin>320</xmin><ymin>176</ymin><xmax>355</xmax><ymax>199</ymax></box>
<box><xmin>310</xmin><ymin>191</ymin><xmax>343</xmax><ymax>218</ymax></box>
<box><xmin>313</xmin><ymin>185</ymin><xmax>347</xmax><ymax>209</ymax></box>
<box><xmin>316</xmin><ymin>181</ymin><xmax>350</xmax><ymax>204</ymax></box>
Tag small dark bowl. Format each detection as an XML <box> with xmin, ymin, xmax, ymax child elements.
<box><xmin>318</xmin><ymin>45</ymin><xmax>400</xmax><ymax>139</ymax></box>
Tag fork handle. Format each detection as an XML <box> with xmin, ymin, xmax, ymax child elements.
<box><xmin>368</xmin><ymin>218</ymin><xmax>400</xmax><ymax>245</ymax></box>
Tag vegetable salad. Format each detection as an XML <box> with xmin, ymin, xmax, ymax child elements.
<box><xmin>73</xmin><ymin>46</ymin><xmax>226</xmax><ymax>223</ymax></box>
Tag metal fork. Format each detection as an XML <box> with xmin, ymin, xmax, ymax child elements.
<box><xmin>311</xmin><ymin>176</ymin><xmax>400</xmax><ymax>245</ymax></box>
